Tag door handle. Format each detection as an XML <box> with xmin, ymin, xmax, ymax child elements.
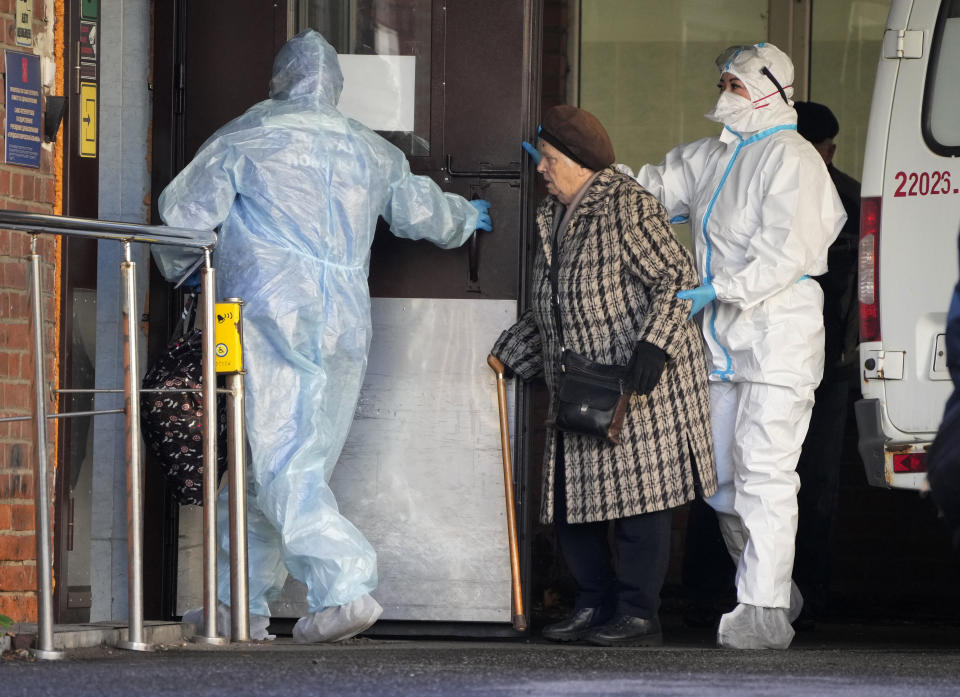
<box><xmin>446</xmin><ymin>154</ymin><xmax>519</xmax><ymax>179</ymax></box>
<box><xmin>74</xmin><ymin>41</ymin><xmax>81</xmax><ymax>94</ymax></box>
<box><xmin>467</xmin><ymin>194</ymin><xmax>483</xmax><ymax>292</ymax></box>
<box><xmin>469</xmin><ymin>229</ymin><xmax>480</xmax><ymax>284</ymax></box>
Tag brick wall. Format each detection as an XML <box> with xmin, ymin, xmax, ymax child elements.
<box><xmin>0</xmin><ymin>0</ymin><xmax>62</xmax><ymax>625</ymax></box>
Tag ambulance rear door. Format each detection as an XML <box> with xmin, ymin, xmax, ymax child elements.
<box><xmin>857</xmin><ymin>0</ymin><xmax>960</xmax><ymax>488</ymax></box>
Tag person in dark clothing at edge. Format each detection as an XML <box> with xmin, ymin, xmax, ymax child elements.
<box><xmin>926</xmin><ymin>233</ymin><xmax>960</xmax><ymax>549</ymax></box>
<box><xmin>790</xmin><ymin>100</ymin><xmax>861</xmax><ymax>629</ymax></box>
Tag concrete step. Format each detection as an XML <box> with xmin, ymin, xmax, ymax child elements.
<box><xmin>6</xmin><ymin>620</ymin><xmax>190</xmax><ymax>652</ymax></box>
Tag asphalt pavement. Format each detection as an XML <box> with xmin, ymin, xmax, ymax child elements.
<box><xmin>4</xmin><ymin>619</ymin><xmax>960</xmax><ymax>697</ymax></box>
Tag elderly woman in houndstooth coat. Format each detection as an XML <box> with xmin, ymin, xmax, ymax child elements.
<box><xmin>492</xmin><ymin>105</ymin><xmax>716</xmax><ymax>647</ymax></box>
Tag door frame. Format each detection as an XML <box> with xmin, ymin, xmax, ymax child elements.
<box><xmin>53</xmin><ymin>0</ymin><xmax>101</xmax><ymax>623</ymax></box>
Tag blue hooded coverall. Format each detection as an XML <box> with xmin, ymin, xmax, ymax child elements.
<box><xmin>154</xmin><ymin>29</ymin><xmax>480</xmax><ymax>628</ymax></box>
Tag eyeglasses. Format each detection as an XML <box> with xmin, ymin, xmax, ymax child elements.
<box><xmin>715</xmin><ymin>44</ymin><xmax>757</xmax><ymax>71</ymax></box>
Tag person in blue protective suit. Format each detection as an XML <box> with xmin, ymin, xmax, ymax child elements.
<box><xmin>153</xmin><ymin>29</ymin><xmax>492</xmax><ymax>643</ymax></box>
<box><xmin>634</xmin><ymin>43</ymin><xmax>845</xmax><ymax>649</ymax></box>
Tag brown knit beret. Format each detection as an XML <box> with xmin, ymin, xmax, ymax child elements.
<box><xmin>539</xmin><ymin>105</ymin><xmax>615</xmax><ymax>172</ymax></box>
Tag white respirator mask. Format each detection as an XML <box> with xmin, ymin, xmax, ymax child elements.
<box><xmin>705</xmin><ymin>91</ymin><xmax>755</xmax><ymax>131</ymax></box>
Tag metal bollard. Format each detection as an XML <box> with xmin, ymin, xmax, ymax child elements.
<box><xmin>117</xmin><ymin>241</ymin><xmax>152</xmax><ymax>652</ymax></box>
<box><xmin>222</xmin><ymin>298</ymin><xmax>250</xmax><ymax>642</ymax></box>
<box><xmin>28</xmin><ymin>236</ymin><xmax>64</xmax><ymax>661</ymax></box>
<box><xmin>193</xmin><ymin>251</ymin><xmax>228</xmax><ymax>645</ymax></box>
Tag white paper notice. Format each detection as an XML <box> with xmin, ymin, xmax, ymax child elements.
<box><xmin>337</xmin><ymin>54</ymin><xmax>416</xmax><ymax>132</ymax></box>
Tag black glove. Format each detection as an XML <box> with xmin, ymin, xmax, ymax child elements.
<box><xmin>629</xmin><ymin>341</ymin><xmax>666</xmax><ymax>395</ymax></box>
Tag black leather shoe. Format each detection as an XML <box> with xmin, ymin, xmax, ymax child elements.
<box><xmin>541</xmin><ymin>607</ymin><xmax>601</xmax><ymax>642</ymax></box>
<box><xmin>583</xmin><ymin>615</ymin><xmax>663</xmax><ymax>647</ymax></box>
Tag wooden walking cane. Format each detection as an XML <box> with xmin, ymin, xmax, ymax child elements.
<box><xmin>487</xmin><ymin>354</ymin><xmax>527</xmax><ymax>631</ymax></box>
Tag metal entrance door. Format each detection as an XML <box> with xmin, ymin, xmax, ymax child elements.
<box><xmin>152</xmin><ymin>0</ymin><xmax>540</xmax><ymax>631</ymax></box>
<box><xmin>276</xmin><ymin>0</ymin><xmax>540</xmax><ymax>630</ymax></box>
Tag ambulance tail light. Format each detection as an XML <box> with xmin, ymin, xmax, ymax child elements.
<box><xmin>859</xmin><ymin>197</ymin><xmax>881</xmax><ymax>342</ymax></box>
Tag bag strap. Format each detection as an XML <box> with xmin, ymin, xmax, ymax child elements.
<box><xmin>171</xmin><ymin>293</ymin><xmax>199</xmax><ymax>341</ymax></box>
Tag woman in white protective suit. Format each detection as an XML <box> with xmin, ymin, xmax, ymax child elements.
<box><xmin>634</xmin><ymin>43</ymin><xmax>845</xmax><ymax>649</ymax></box>
<box><xmin>153</xmin><ymin>29</ymin><xmax>491</xmax><ymax>642</ymax></box>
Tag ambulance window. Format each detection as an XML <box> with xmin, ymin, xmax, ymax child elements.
<box><xmin>296</xmin><ymin>0</ymin><xmax>432</xmax><ymax>157</ymax></box>
<box><xmin>923</xmin><ymin>0</ymin><xmax>960</xmax><ymax>153</ymax></box>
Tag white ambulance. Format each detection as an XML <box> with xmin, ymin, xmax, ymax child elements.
<box><xmin>856</xmin><ymin>0</ymin><xmax>960</xmax><ymax>489</ymax></box>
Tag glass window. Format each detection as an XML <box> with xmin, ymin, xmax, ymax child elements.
<box><xmin>579</xmin><ymin>0</ymin><xmax>767</xmax><ymax>247</ymax></box>
<box><xmin>298</xmin><ymin>0</ymin><xmax>432</xmax><ymax>156</ymax></box>
<box><xmin>809</xmin><ymin>1</ymin><xmax>886</xmax><ymax>177</ymax></box>
<box><xmin>924</xmin><ymin>0</ymin><xmax>960</xmax><ymax>152</ymax></box>
<box><xmin>64</xmin><ymin>288</ymin><xmax>96</xmax><ymax>622</ymax></box>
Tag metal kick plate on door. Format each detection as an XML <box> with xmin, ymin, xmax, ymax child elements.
<box><xmin>177</xmin><ymin>298</ymin><xmax>519</xmax><ymax>624</ymax></box>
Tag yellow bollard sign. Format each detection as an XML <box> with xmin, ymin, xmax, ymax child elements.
<box><xmin>214</xmin><ymin>302</ymin><xmax>243</xmax><ymax>373</ymax></box>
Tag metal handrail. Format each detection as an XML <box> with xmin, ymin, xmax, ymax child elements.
<box><xmin>0</xmin><ymin>211</ymin><xmax>247</xmax><ymax>657</ymax></box>
<box><xmin>0</xmin><ymin>210</ymin><xmax>216</xmax><ymax>247</ymax></box>
<box><xmin>54</xmin><ymin>387</ymin><xmax>236</xmax><ymax>394</ymax></box>
<box><xmin>0</xmin><ymin>409</ymin><xmax>125</xmax><ymax>423</ymax></box>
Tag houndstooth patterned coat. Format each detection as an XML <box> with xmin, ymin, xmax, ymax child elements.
<box><xmin>492</xmin><ymin>167</ymin><xmax>717</xmax><ymax>524</ymax></box>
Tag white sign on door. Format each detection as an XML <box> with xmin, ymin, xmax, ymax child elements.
<box><xmin>337</xmin><ymin>54</ymin><xmax>416</xmax><ymax>132</ymax></box>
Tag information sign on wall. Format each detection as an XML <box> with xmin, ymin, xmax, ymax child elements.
<box><xmin>15</xmin><ymin>0</ymin><xmax>32</xmax><ymax>47</ymax></box>
<box><xmin>4</xmin><ymin>51</ymin><xmax>42</xmax><ymax>168</ymax></box>
<box><xmin>81</xmin><ymin>0</ymin><xmax>98</xmax><ymax>20</ymax></box>
<box><xmin>80</xmin><ymin>22</ymin><xmax>97</xmax><ymax>63</ymax></box>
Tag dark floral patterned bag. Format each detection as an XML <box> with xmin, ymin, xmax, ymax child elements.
<box><xmin>140</xmin><ymin>294</ymin><xmax>227</xmax><ymax>505</ymax></box>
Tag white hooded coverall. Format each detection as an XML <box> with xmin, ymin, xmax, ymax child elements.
<box><xmin>154</xmin><ymin>30</ymin><xmax>480</xmax><ymax>641</ymax></box>
<box><xmin>635</xmin><ymin>44</ymin><xmax>845</xmax><ymax>616</ymax></box>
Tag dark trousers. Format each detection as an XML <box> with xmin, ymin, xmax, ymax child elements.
<box><xmin>681</xmin><ymin>495</ymin><xmax>735</xmax><ymax>615</ymax></box>
<box><xmin>794</xmin><ymin>377</ymin><xmax>850</xmax><ymax>617</ymax></box>
<box><xmin>554</xmin><ymin>439</ymin><xmax>672</xmax><ymax>619</ymax></box>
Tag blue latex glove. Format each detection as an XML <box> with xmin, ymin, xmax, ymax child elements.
<box><xmin>470</xmin><ymin>199</ymin><xmax>493</xmax><ymax>232</ymax></box>
<box><xmin>676</xmin><ymin>282</ymin><xmax>716</xmax><ymax>319</ymax></box>
<box><xmin>521</xmin><ymin>140</ymin><xmax>542</xmax><ymax>165</ymax></box>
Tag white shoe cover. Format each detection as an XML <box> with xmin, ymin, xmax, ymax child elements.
<box><xmin>788</xmin><ymin>581</ymin><xmax>804</xmax><ymax>624</ymax></box>
<box><xmin>181</xmin><ymin>602</ymin><xmax>275</xmax><ymax>641</ymax></box>
<box><xmin>292</xmin><ymin>594</ymin><xmax>383</xmax><ymax>643</ymax></box>
<box><xmin>248</xmin><ymin>612</ymin><xmax>277</xmax><ymax>641</ymax></box>
<box><xmin>717</xmin><ymin>603</ymin><xmax>794</xmax><ymax>650</ymax></box>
